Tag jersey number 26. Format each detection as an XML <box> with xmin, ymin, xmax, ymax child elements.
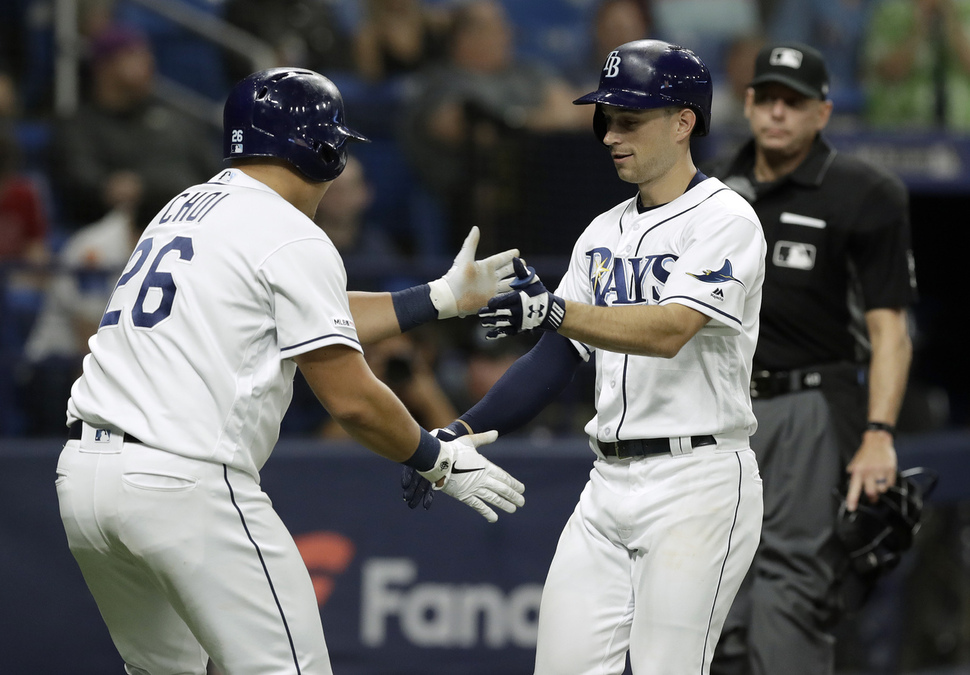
<box><xmin>100</xmin><ymin>236</ymin><xmax>195</xmax><ymax>329</ymax></box>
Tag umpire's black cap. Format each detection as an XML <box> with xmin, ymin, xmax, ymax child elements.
<box><xmin>749</xmin><ymin>42</ymin><xmax>830</xmax><ymax>100</ymax></box>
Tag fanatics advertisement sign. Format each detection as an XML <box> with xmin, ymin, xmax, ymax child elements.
<box><xmin>1</xmin><ymin>438</ymin><xmax>592</xmax><ymax>675</ymax></box>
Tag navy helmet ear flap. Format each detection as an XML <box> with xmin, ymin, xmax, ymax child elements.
<box><xmin>223</xmin><ymin>68</ymin><xmax>370</xmax><ymax>182</ymax></box>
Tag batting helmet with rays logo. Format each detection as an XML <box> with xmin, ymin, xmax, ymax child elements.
<box><xmin>573</xmin><ymin>39</ymin><xmax>713</xmax><ymax>141</ymax></box>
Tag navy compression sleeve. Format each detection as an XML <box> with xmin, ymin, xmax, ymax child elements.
<box><xmin>460</xmin><ymin>332</ymin><xmax>584</xmax><ymax>436</ymax></box>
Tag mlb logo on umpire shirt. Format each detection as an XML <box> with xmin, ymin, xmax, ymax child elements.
<box><xmin>773</xmin><ymin>241</ymin><xmax>816</xmax><ymax>270</ymax></box>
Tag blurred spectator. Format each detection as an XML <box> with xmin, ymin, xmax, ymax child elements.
<box><xmin>313</xmin><ymin>154</ymin><xmax>413</xmax><ymax>289</ymax></box>
<box><xmin>566</xmin><ymin>0</ymin><xmax>654</xmax><ymax>89</ymax></box>
<box><xmin>50</xmin><ymin>23</ymin><xmax>221</xmax><ymax>229</ymax></box>
<box><xmin>19</xmin><ymin>195</ymin><xmax>165</xmax><ymax>436</ymax></box>
<box><xmin>711</xmin><ymin>34</ymin><xmax>766</xmax><ymax>131</ymax></box>
<box><xmin>862</xmin><ymin>0</ymin><xmax>970</xmax><ymax>130</ymax></box>
<box><xmin>767</xmin><ymin>0</ymin><xmax>872</xmax><ymax>114</ymax></box>
<box><xmin>651</xmin><ymin>0</ymin><xmax>762</xmax><ymax>76</ymax></box>
<box><xmin>114</xmin><ymin>0</ymin><xmax>229</xmax><ymax>99</ymax></box>
<box><xmin>352</xmin><ymin>0</ymin><xmax>451</xmax><ymax>83</ymax></box>
<box><xmin>223</xmin><ymin>0</ymin><xmax>353</xmax><ymax>85</ymax></box>
<box><xmin>399</xmin><ymin>0</ymin><xmax>591</xmax><ymax>247</ymax></box>
<box><xmin>0</xmin><ymin>67</ymin><xmax>18</xmax><ymax>118</ymax></box>
<box><xmin>314</xmin><ymin>155</ymin><xmax>398</xmax><ymax>260</ymax></box>
<box><xmin>0</xmin><ymin>70</ymin><xmax>50</xmax><ymax>286</ymax></box>
<box><xmin>317</xmin><ymin>327</ymin><xmax>458</xmax><ymax>439</ymax></box>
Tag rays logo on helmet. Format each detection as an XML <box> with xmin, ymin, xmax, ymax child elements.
<box><xmin>603</xmin><ymin>52</ymin><xmax>622</xmax><ymax>78</ymax></box>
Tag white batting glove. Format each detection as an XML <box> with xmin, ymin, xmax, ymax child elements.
<box><xmin>417</xmin><ymin>430</ymin><xmax>525</xmax><ymax>523</ymax></box>
<box><xmin>427</xmin><ymin>226</ymin><xmax>519</xmax><ymax>318</ymax></box>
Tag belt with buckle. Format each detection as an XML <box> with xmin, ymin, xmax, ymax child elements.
<box><xmin>68</xmin><ymin>421</ymin><xmax>143</xmax><ymax>445</ymax></box>
<box><xmin>750</xmin><ymin>364</ymin><xmax>865</xmax><ymax>400</ymax></box>
<box><xmin>597</xmin><ymin>435</ymin><xmax>716</xmax><ymax>459</ymax></box>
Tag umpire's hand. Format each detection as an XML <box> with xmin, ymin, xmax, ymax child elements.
<box><xmin>479</xmin><ymin>258</ymin><xmax>566</xmax><ymax>339</ymax></box>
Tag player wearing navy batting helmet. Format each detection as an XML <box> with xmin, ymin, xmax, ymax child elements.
<box><xmin>404</xmin><ymin>40</ymin><xmax>767</xmax><ymax>675</ymax></box>
<box><xmin>55</xmin><ymin>67</ymin><xmax>526</xmax><ymax>675</ymax></box>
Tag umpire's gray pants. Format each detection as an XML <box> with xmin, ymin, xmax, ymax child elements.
<box><xmin>712</xmin><ymin>390</ymin><xmax>845</xmax><ymax>675</ymax></box>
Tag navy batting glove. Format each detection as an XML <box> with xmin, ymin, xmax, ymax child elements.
<box><xmin>478</xmin><ymin>258</ymin><xmax>565</xmax><ymax>340</ymax></box>
<box><xmin>402</xmin><ymin>422</ymin><xmax>468</xmax><ymax>510</ymax></box>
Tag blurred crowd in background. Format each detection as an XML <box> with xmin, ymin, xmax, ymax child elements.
<box><xmin>0</xmin><ymin>0</ymin><xmax>967</xmax><ymax>439</ymax></box>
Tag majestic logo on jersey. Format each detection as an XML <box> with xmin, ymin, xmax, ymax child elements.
<box><xmin>603</xmin><ymin>51</ymin><xmax>622</xmax><ymax>78</ymax></box>
<box><xmin>586</xmin><ymin>247</ymin><xmax>676</xmax><ymax>306</ymax></box>
<box><xmin>687</xmin><ymin>260</ymin><xmax>745</xmax><ymax>288</ymax></box>
<box><xmin>773</xmin><ymin>241</ymin><xmax>816</xmax><ymax>270</ymax></box>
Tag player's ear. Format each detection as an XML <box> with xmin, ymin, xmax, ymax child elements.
<box><xmin>674</xmin><ymin>108</ymin><xmax>696</xmax><ymax>141</ymax></box>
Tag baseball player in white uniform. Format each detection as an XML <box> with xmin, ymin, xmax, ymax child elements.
<box><xmin>54</xmin><ymin>68</ymin><xmax>525</xmax><ymax>675</ymax></box>
<box><xmin>403</xmin><ymin>40</ymin><xmax>766</xmax><ymax>674</ymax></box>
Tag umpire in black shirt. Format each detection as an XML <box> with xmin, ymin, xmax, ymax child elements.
<box><xmin>708</xmin><ymin>43</ymin><xmax>918</xmax><ymax>675</ymax></box>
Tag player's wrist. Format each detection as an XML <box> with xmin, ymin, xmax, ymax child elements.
<box><xmin>402</xmin><ymin>428</ymin><xmax>442</xmax><ymax>472</ymax></box>
<box><xmin>427</xmin><ymin>278</ymin><xmax>458</xmax><ymax>319</ymax></box>
<box><xmin>391</xmin><ymin>284</ymin><xmax>438</xmax><ymax>332</ymax></box>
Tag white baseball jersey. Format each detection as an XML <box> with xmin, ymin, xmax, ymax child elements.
<box><xmin>534</xmin><ymin>176</ymin><xmax>766</xmax><ymax>675</ymax></box>
<box><xmin>556</xmin><ymin>176</ymin><xmax>766</xmax><ymax>445</ymax></box>
<box><xmin>67</xmin><ymin>169</ymin><xmax>361</xmax><ymax>478</ymax></box>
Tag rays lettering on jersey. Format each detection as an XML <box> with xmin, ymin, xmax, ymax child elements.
<box><xmin>587</xmin><ymin>247</ymin><xmax>677</xmax><ymax>306</ymax></box>
<box><xmin>159</xmin><ymin>191</ymin><xmax>229</xmax><ymax>224</ymax></box>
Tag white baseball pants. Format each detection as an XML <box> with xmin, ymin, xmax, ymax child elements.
<box><xmin>56</xmin><ymin>434</ymin><xmax>333</xmax><ymax>675</ymax></box>
<box><xmin>534</xmin><ymin>446</ymin><xmax>763</xmax><ymax>675</ymax></box>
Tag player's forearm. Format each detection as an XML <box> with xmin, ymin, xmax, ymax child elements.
<box><xmin>865</xmin><ymin>308</ymin><xmax>913</xmax><ymax>427</ymax></box>
<box><xmin>348</xmin><ymin>283</ymin><xmax>452</xmax><ymax>343</ymax></box>
<box><xmin>558</xmin><ymin>301</ymin><xmax>708</xmax><ymax>357</ymax></box>
<box><xmin>330</xmin><ymin>385</ymin><xmax>424</xmax><ymax>462</ymax></box>
<box><xmin>295</xmin><ymin>345</ymin><xmax>423</xmax><ymax>462</ymax></box>
<box><xmin>348</xmin><ymin>291</ymin><xmax>402</xmax><ymax>344</ymax></box>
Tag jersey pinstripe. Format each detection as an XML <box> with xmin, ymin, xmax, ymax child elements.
<box><xmin>556</xmin><ymin>177</ymin><xmax>767</xmax><ymax>443</ymax></box>
<box><xmin>67</xmin><ymin>169</ymin><xmax>361</xmax><ymax>478</ymax></box>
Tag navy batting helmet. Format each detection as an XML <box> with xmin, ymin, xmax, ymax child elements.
<box><xmin>223</xmin><ymin>68</ymin><xmax>369</xmax><ymax>182</ymax></box>
<box><xmin>574</xmin><ymin>39</ymin><xmax>713</xmax><ymax>140</ymax></box>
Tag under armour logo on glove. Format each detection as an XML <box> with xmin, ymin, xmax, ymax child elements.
<box><xmin>478</xmin><ymin>258</ymin><xmax>566</xmax><ymax>340</ymax></box>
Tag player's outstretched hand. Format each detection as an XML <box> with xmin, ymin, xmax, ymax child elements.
<box><xmin>402</xmin><ymin>424</ymin><xmax>466</xmax><ymax>510</ymax></box>
<box><xmin>416</xmin><ymin>430</ymin><xmax>525</xmax><ymax>523</ymax></box>
<box><xmin>478</xmin><ymin>258</ymin><xmax>566</xmax><ymax>340</ymax></box>
<box><xmin>427</xmin><ymin>226</ymin><xmax>519</xmax><ymax>318</ymax></box>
